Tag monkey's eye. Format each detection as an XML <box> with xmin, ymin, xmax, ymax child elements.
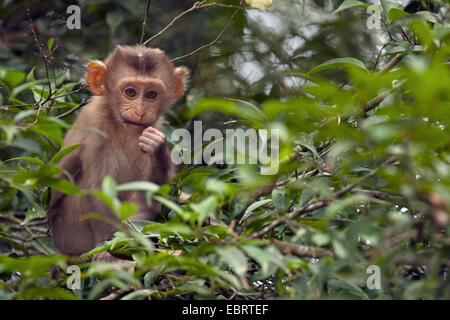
<box><xmin>145</xmin><ymin>89</ymin><xmax>158</xmax><ymax>100</ymax></box>
<box><xmin>123</xmin><ymin>87</ymin><xmax>138</xmax><ymax>98</ymax></box>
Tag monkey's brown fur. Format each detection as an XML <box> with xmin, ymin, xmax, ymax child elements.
<box><xmin>47</xmin><ymin>45</ymin><xmax>185</xmax><ymax>257</ymax></box>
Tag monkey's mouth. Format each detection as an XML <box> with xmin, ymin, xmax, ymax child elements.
<box><xmin>122</xmin><ymin>119</ymin><xmax>149</xmax><ymax>128</ymax></box>
<box><xmin>122</xmin><ymin>118</ymin><xmax>150</xmax><ymax>134</ymax></box>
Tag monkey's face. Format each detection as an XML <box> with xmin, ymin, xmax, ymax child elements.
<box><xmin>86</xmin><ymin>45</ymin><xmax>186</xmax><ymax>135</ymax></box>
<box><xmin>117</xmin><ymin>76</ymin><xmax>167</xmax><ymax>134</ymax></box>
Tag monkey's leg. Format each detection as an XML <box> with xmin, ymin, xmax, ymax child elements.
<box><xmin>48</xmin><ymin>194</ymin><xmax>96</xmax><ymax>255</ymax></box>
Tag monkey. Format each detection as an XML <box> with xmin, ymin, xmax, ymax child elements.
<box><xmin>47</xmin><ymin>45</ymin><xmax>185</xmax><ymax>260</ymax></box>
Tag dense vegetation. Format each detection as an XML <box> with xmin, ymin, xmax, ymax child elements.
<box><xmin>0</xmin><ymin>0</ymin><xmax>449</xmax><ymax>300</ymax></box>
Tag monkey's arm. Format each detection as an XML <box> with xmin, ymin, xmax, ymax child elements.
<box><xmin>139</xmin><ymin>127</ymin><xmax>175</xmax><ymax>184</ymax></box>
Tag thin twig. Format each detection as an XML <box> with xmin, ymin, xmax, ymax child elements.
<box><xmin>377</xmin><ymin>54</ymin><xmax>404</xmax><ymax>74</ymax></box>
<box><xmin>51</xmin><ymin>84</ymin><xmax>89</xmax><ymax>100</ymax></box>
<box><xmin>381</xmin><ymin>17</ymin><xmax>396</xmax><ymax>42</ymax></box>
<box><xmin>143</xmin><ymin>1</ymin><xmax>208</xmax><ymax>46</ymax></box>
<box><xmin>27</xmin><ymin>9</ymin><xmax>53</xmax><ymax>107</ymax></box>
<box><xmin>363</xmin><ymin>82</ymin><xmax>403</xmax><ymax>114</ymax></box>
<box><xmin>350</xmin><ymin>188</ymin><xmax>402</xmax><ymax>200</ymax></box>
<box><xmin>399</xmin><ymin>26</ymin><xmax>413</xmax><ymax>46</ymax></box>
<box><xmin>140</xmin><ymin>0</ymin><xmax>152</xmax><ymax>45</ymax></box>
<box><xmin>57</xmin><ymin>99</ymin><xmax>88</xmax><ymax>119</ymax></box>
<box><xmin>247</xmin><ymin>157</ymin><xmax>397</xmax><ymax>239</ymax></box>
<box><xmin>271</xmin><ymin>239</ymin><xmax>335</xmax><ymax>258</ymax></box>
<box><xmin>143</xmin><ymin>1</ymin><xmax>244</xmax><ymax>47</ymax></box>
<box><xmin>372</xmin><ymin>44</ymin><xmax>388</xmax><ymax>72</ymax></box>
<box><xmin>171</xmin><ymin>5</ymin><xmax>242</xmax><ymax>62</ymax></box>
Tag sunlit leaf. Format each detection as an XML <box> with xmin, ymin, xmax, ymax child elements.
<box><xmin>308</xmin><ymin>58</ymin><xmax>368</xmax><ymax>74</ymax></box>
<box><xmin>332</xmin><ymin>0</ymin><xmax>369</xmax><ymax>14</ymax></box>
<box><xmin>245</xmin><ymin>0</ymin><xmax>272</xmax><ymax>11</ymax></box>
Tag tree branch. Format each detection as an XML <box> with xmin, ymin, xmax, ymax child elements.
<box><xmin>271</xmin><ymin>239</ymin><xmax>335</xmax><ymax>258</ymax></box>
<box><xmin>247</xmin><ymin>157</ymin><xmax>397</xmax><ymax>239</ymax></box>
<box><xmin>363</xmin><ymin>82</ymin><xmax>403</xmax><ymax>114</ymax></box>
<box><xmin>140</xmin><ymin>0</ymin><xmax>152</xmax><ymax>45</ymax></box>
<box><xmin>171</xmin><ymin>4</ymin><xmax>242</xmax><ymax>62</ymax></box>
<box><xmin>57</xmin><ymin>99</ymin><xmax>88</xmax><ymax>119</ymax></box>
<box><xmin>377</xmin><ymin>54</ymin><xmax>405</xmax><ymax>74</ymax></box>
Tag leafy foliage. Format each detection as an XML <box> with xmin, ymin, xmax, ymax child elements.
<box><xmin>0</xmin><ymin>0</ymin><xmax>449</xmax><ymax>300</ymax></box>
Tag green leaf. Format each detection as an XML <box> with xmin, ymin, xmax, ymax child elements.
<box><xmin>22</xmin><ymin>287</ymin><xmax>81</xmax><ymax>300</ymax></box>
<box><xmin>31</xmin><ymin>86</ymin><xmax>50</xmax><ymax>103</ymax></box>
<box><xmin>116</xmin><ymin>181</ymin><xmax>159</xmax><ymax>193</ymax></box>
<box><xmin>4</xmin><ymin>70</ymin><xmax>26</xmax><ymax>88</ymax></box>
<box><xmin>153</xmin><ymin>195</ymin><xmax>185</xmax><ymax>216</ymax></box>
<box><xmin>332</xmin><ymin>0</ymin><xmax>369</xmax><ymax>14</ymax></box>
<box><xmin>312</xmin><ymin>233</ymin><xmax>331</xmax><ymax>246</ymax></box>
<box><xmin>47</xmin><ymin>38</ymin><xmax>54</xmax><ymax>52</ymax></box>
<box><xmin>240</xmin><ymin>199</ymin><xmax>272</xmax><ymax>222</ymax></box>
<box><xmin>121</xmin><ymin>289</ymin><xmax>153</xmax><ymax>300</ymax></box>
<box><xmin>40</xmin><ymin>187</ymin><xmax>51</xmax><ymax>208</ymax></box>
<box><xmin>118</xmin><ymin>202</ymin><xmax>139</xmax><ymax>220</ymax></box>
<box><xmin>11</xmin><ymin>79</ymin><xmax>47</xmax><ymax>99</ymax></box>
<box><xmin>31</xmin><ymin>121</ymin><xmax>64</xmax><ymax>145</ymax></box>
<box><xmin>5</xmin><ymin>157</ymin><xmax>44</xmax><ymax>167</ymax></box>
<box><xmin>272</xmin><ymin>188</ymin><xmax>288</xmax><ymax>210</ymax></box>
<box><xmin>190</xmin><ymin>196</ymin><xmax>217</xmax><ymax>226</ymax></box>
<box><xmin>413</xmin><ymin>11</ymin><xmax>439</xmax><ymax>24</ymax></box>
<box><xmin>387</xmin><ymin>8</ymin><xmax>408</xmax><ymax>21</ymax></box>
<box><xmin>410</xmin><ymin>19</ymin><xmax>433</xmax><ymax>46</ymax></box>
<box><xmin>226</xmin><ymin>98</ymin><xmax>268</xmax><ymax>122</ymax></box>
<box><xmin>0</xmin><ymin>236</ymin><xmax>30</xmax><ymax>256</ymax></box>
<box><xmin>46</xmin><ymin>178</ymin><xmax>82</xmax><ymax>195</ymax></box>
<box><xmin>50</xmin><ymin>144</ymin><xmax>81</xmax><ymax>164</ymax></box>
<box><xmin>296</xmin><ymin>218</ymin><xmax>328</xmax><ymax>231</ymax></box>
<box><xmin>102</xmin><ymin>175</ymin><xmax>117</xmax><ymax>198</ymax></box>
<box><xmin>143</xmin><ymin>222</ymin><xmax>197</xmax><ymax>238</ymax></box>
<box><xmin>26</xmin><ymin>67</ymin><xmax>35</xmax><ymax>82</ymax></box>
<box><xmin>13</xmin><ymin>110</ymin><xmax>37</xmax><ymax>123</ymax></box>
<box><xmin>308</xmin><ymin>58</ymin><xmax>368</xmax><ymax>74</ymax></box>
<box><xmin>0</xmin><ymin>255</ymin><xmax>67</xmax><ymax>278</ymax></box>
<box><xmin>53</xmin><ymin>82</ymin><xmax>79</xmax><ymax>96</ymax></box>
<box><xmin>332</xmin><ymin>239</ymin><xmax>348</xmax><ymax>259</ymax></box>
<box><xmin>9</xmin><ymin>137</ymin><xmax>41</xmax><ymax>154</ymax></box>
<box><xmin>0</xmin><ymin>124</ymin><xmax>19</xmax><ymax>143</ymax></box>
<box><xmin>55</xmin><ymin>70</ymin><xmax>69</xmax><ymax>87</ymax></box>
<box><xmin>329</xmin><ymin>279</ymin><xmax>369</xmax><ymax>300</ymax></box>
<box><xmin>25</xmin><ymin>203</ymin><xmax>46</xmax><ymax>223</ymax></box>
<box><xmin>241</xmin><ymin>245</ymin><xmax>285</xmax><ymax>277</ymax></box>
<box><xmin>187</xmin><ymin>98</ymin><xmax>266</xmax><ymax>126</ymax></box>
<box><xmin>11</xmin><ymin>165</ymin><xmax>82</xmax><ymax>195</ymax></box>
<box><xmin>216</xmin><ymin>246</ymin><xmax>248</xmax><ymax>277</ymax></box>
<box><xmin>380</xmin><ymin>0</ymin><xmax>404</xmax><ymax>22</ymax></box>
<box><xmin>91</xmin><ymin>190</ymin><xmax>120</xmax><ymax>213</ymax></box>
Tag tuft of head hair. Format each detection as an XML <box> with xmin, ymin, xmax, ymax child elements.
<box><xmin>100</xmin><ymin>45</ymin><xmax>177</xmax><ymax>88</ymax></box>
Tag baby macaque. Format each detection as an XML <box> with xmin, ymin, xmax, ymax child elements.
<box><xmin>47</xmin><ymin>45</ymin><xmax>185</xmax><ymax>258</ymax></box>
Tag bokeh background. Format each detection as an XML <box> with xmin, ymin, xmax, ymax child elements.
<box><xmin>0</xmin><ymin>0</ymin><xmax>449</xmax><ymax>300</ymax></box>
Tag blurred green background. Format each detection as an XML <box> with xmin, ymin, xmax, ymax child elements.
<box><xmin>0</xmin><ymin>0</ymin><xmax>449</xmax><ymax>300</ymax></box>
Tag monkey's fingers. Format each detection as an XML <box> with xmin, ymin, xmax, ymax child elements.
<box><xmin>143</xmin><ymin>127</ymin><xmax>166</xmax><ymax>140</ymax></box>
<box><xmin>141</xmin><ymin>130</ymin><xmax>166</xmax><ymax>143</ymax></box>
<box><xmin>139</xmin><ymin>134</ymin><xmax>165</xmax><ymax>153</ymax></box>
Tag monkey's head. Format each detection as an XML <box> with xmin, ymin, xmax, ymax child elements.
<box><xmin>86</xmin><ymin>45</ymin><xmax>185</xmax><ymax>134</ymax></box>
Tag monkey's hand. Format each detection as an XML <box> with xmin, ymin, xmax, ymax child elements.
<box><xmin>139</xmin><ymin>127</ymin><xmax>167</xmax><ymax>153</ymax></box>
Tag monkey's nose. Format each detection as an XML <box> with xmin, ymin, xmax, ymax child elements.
<box><xmin>134</xmin><ymin>106</ymin><xmax>145</xmax><ymax>117</ymax></box>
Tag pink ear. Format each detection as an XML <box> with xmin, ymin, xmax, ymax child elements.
<box><xmin>87</xmin><ymin>61</ymin><xmax>107</xmax><ymax>95</ymax></box>
<box><xmin>174</xmin><ymin>67</ymin><xmax>186</xmax><ymax>99</ymax></box>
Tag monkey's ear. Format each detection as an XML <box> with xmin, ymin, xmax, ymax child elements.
<box><xmin>174</xmin><ymin>67</ymin><xmax>186</xmax><ymax>99</ymax></box>
<box><xmin>87</xmin><ymin>61</ymin><xmax>107</xmax><ymax>95</ymax></box>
